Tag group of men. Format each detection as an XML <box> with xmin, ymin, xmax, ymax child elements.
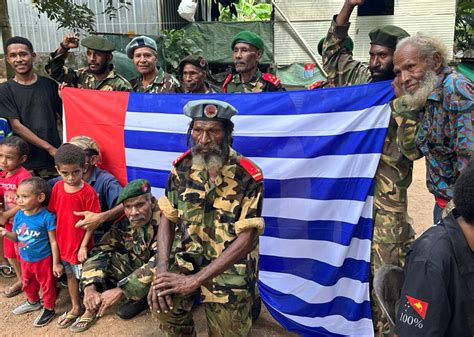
<box><xmin>0</xmin><ymin>0</ymin><xmax>473</xmax><ymax>335</ymax></box>
<box><xmin>316</xmin><ymin>1</ymin><xmax>473</xmax><ymax>336</ymax></box>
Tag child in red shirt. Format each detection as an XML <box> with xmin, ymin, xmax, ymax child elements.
<box><xmin>0</xmin><ymin>177</ymin><xmax>62</xmax><ymax>327</ymax></box>
<box><xmin>48</xmin><ymin>144</ymin><xmax>100</xmax><ymax>329</ymax></box>
<box><xmin>0</xmin><ymin>136</ymin><xmax>32</xmax><ymax>297</ymax></box>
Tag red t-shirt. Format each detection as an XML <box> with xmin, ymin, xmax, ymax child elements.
<box><xmin>0</xmin><ymin>166</ymin><xmax>32</xmax><ymax>229</ymax></box>
<box><xmin>48</xmin><ymin>180</ymin><xmax>100</xmax><ymax>264</ymax></box>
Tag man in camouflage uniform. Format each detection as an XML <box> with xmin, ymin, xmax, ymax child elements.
<box><xmin>322</xmin><ymin>0</ymin><xmax>409</xmax><ymax>87</ymax></box>
<box><xmin>178</xmin><ymin>55</ymin><xmax>220</xmax><ymax>93</ymax></box>
<box><xmin>223</xmin><ymin>31</ymin><xmax>285</xmax><ymax>93</ymax></box>
<box><xmin>125</xmin><ymin>35</ymin><xmax>179</xmax><ymax>93</ymax></box>
<box><xmin>322</xmin><ymin>2</ymin><xmax>414</xmax><ymax>335</ymax></box>
<box><xmin>45</xmin><ymin>34</ymin><xmax>132</xmax><ymax>91</ymax></box>
<box><xmin>148</xmin><ymin>100</ymin><xmax>264</xmax><ymax>336</ymax></box>
<box><xmin>75</xmin><ymin>179</ymin><xmax>158</xmax><ymax>332</ymax></box>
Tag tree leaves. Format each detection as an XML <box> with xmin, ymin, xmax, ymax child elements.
<box><xmin>32</xmin><ymin>0</ymin><xmax>131</xmax><ymax>33</ymax></box>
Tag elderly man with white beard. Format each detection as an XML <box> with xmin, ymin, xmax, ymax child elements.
<box><xmin>391</xmin><ymin>33</ymin><xmax>474</xmax><ymax>224</ymax></box>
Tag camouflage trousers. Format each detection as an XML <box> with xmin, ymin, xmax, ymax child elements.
<box><xmin>371</xmin><ymin>208</ymin><xmax>415</xmax><ymax>336</ymax></box>
<box><xmin>153</xmin><ymin>293</ymin><xmax>252</xmax><ymax>337</ymax></box>
<box><xmin>81</xmin><ymin>250</ymin><xmax>149</xmax><ymax>300</ymax></box>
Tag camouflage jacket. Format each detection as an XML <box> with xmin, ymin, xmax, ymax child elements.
<box><xmin>321</xmin><ymin>16</ymin><xmax>372</xmax><ymax>87</ymax></box>
<box><xmin>177</xmin><ymin>82</ymin><xmax>221</xmax><ymax>94</ymax></box>
<box><xmin>222</xmin><ymin>69</ymin><xmax>285</xmax><ymax>93</ymax></box>
<box><xmin>130</xmin><ymin>67</ymin><xmax>180</xmax><ymax>93</ymax></box>
<box><xmin>158</xmin><ymin>148</ymin><xmax>264</xmax><ymax>304</ymax></box>
<box><xmin>80</xmin><ymin>200</ymin><xmax>159</xmax><ymax>300</ymax></box>
<box><xmin>45</xmin><ymin>50</ymin><xmax>132</xmax><ymax>91</ymax></box>
<box><xmin>374</xmin><ymin>100</ymin><xmax>423</xmax><ymax>212</ymax></box>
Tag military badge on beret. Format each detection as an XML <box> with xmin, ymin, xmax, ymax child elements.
<box><xmin>204</xmin><ymin>104</ymin><xmax>218</xmax><ymax>118</ymax></box>
<box><xmin>183</xmin><ymin>99</ymin><xmax>238</xmax><ymax>121</ymax></box>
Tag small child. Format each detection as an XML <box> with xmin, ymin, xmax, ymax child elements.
<box><xmin>0</xmin><ymin>177</ymin><xmax>61</xmax><ymax>326</ymax></box>
<box><xmin>48</xmin><ymin>144</ymin><xmax>100</xmax><ymax>329</ymax></box>
<box><xmin>0</xmin><ymin>136</ymin><xmax>32</xmax><ymax>296</ymax></box>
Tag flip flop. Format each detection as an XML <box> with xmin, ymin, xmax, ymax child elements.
<box><xmin>2</xmin><ymin>286</ymin><xmax>22</xmax><ymax>298</ymax></box>
<box><xmin>0</xmin><ymin>264</ymin><xmax>16</xmax><ymax>278</ymax></box>
<box><xmin>56</xmin><ymin>311</ymin><xmax>81</xmax><ymax>329</ymax></box>
<box><xmin>69</xmin><ymin>314</ymin><xmax>99</xmax><ymax>333</ymax></box>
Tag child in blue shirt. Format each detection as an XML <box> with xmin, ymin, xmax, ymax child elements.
<box><xmin>0</xmin><ymin>177</ymin><xmax>62</xmax><ymax>327</ymax></box>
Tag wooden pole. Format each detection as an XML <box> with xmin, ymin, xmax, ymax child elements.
<box><xmin>0</xmin><ymin>0</ymin><xmax>13</xmax><ymax>79</ymax></box>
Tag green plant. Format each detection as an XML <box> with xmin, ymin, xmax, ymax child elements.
<box><xmin>455</xmin><ymin>0</ymin><xmax>474</xmax><ymax>52</ymax></box>
<box><xmin>32</xmin><ymin>0</ymin><xmax>131</xmax><ymax>33</ymax></box>
<box><xmin>220</xmin><ymin>0</ymin><xmax>272</xmax><ymax>22</ymax></box>
<box><xmin>162</xmin><ymin>29</ymin><xmax>203</xmax><ymax>74</ymax></box>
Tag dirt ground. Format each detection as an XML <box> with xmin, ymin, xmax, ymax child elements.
<box><xmin>0</xmin><ymin>159</ymin><xmax>432</xmax><ymax>336</ymax></box>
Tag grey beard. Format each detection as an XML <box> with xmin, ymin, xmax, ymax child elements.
<box><xmin>191</xmin><ymin>142</ymin><xmax>227</xmax><ymax>171</ymax></box>
<box><xmin>401</xmin><ymin>70</ymin><xmax>438</xmax><ymax>110</ymax></box>
<box><xmin>192</xmin><ymin>152</ymin><xmax>224</xmax><ymax>171</ymax></box>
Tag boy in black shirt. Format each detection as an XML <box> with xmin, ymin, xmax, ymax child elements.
<box><xmin>0</xmin><ymin>36</ymin><xmax>61</xmax><ymax>174</ymax></box>
<box><xmin>396</xmin><ymin>161</ymin><xmax>474</xmax><ymax>336</ymax></box>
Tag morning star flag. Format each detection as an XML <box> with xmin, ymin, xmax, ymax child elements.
<box><xmin>62</xmin><ymin>81</ymin><xmax>393</xmax><ymax>336</ymax></box>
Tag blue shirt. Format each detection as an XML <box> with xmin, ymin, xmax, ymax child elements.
<box><xmin>13</xmin><ymin>208</ymin><xmax>56</xmax><ymax>262</ymax></box>
<box><xmin>48</xmin><ymin>166</ymin><xmax>122</xmax><ymax>212</ymax></box>
<box><xmin>0</xmin><ymin>118</ymin><xmax>12</xmax><ymax>140</ymax></box>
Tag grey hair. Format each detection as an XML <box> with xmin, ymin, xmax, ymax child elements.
<box><xmin>396</xmin><ymin>32</ymin><xmax>449</xmax><ymax>68</ymax></box>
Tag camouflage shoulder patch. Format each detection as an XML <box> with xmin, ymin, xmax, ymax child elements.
<box><xmin>239</xmin><ymin>158</ymin><xmax>263</xmax><ymax>181</ymax></box>
<box><xmin>173</xmin><ymin>149</ymin><xmax>192</xmax><ymax>166</ymax></box>
<box><xmin>262</xmin><ymin>73</ymin><xmax>281</xmax><ymax>87</ymax></box>
<box><xmin>222</xmin><ymin>73</ymin><xmax>233</xmax><ymax>93</ymax></box>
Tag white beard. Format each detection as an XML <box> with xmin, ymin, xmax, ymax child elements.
<box><xmin>401</xmin><ymin>70</ymin><xmax>438</xmax><ymax>110</ymax></box>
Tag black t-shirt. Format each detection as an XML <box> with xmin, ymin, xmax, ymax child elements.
<box><xmin>395</xmin><ymin>211</ymin><xmax>474</xmax><ymax>337</ymax></box>
<box><xmin>0</xmin><ymin>76</ymin><xmax>61</xmax><ymax>170</ymax></box>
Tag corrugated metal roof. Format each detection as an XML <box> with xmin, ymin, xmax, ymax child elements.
<box><xmin>274</xmin><ymin>0</ymin><xmax>456</xmax><ymax>66</ymax></box>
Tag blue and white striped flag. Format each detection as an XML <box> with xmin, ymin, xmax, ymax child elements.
<box><xmin>64</xmin><ymin>81</ymin><xmax>394</xmax><ymax>336</ymax></box>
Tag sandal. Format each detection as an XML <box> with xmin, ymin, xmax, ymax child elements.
<box><xmin>56</xmin><ymin>311</ymin><xmax>81</xmax><ymax>329</ymax></box>
<box><xmin>2</xmin><ymin>285</ymin><xmax>23</xmax><ymax>298</ymax></box>
<box><xmin>0</xmin><ymin>264</ymin><xmax>16</xmax><ymax>278</ymax></box>
<box><xmin>69</xmin><ymin>314</ymin><xmax>99</xmax><ymax>333</ymax></box>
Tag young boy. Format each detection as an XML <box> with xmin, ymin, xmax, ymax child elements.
<box><xmin>0</xmin><ymin>177</ymin><xmax>61</xmax><ymax>326</ymax></box>
<box><xmin>48</xmin><ymin>135</ymin><xmax>123</xmax><ymax>242</ymax></box>
<box><xmin>48</xmin><ymin>144</ymin><xmax>100</xmax><ymax>329</ymax></box>
<box><xmin>0</xmin><ymin>136</ymin><xmax>32</xmax><ymax>296</ymax></box>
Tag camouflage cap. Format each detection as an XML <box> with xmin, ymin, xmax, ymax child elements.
<box><xmin>369</xmin><ymin>25</ymin><xmax>410</xmax><ymax>50</ymax></box>
<box><xmin>231</xmin><ymin>31</ymin><xmax>264</xmax><ymax>52</ymax></box>
<box><xmin>116</xmin><ymin>179</ymin><xmax>151</xmax><ymax>205</ymax></box>
<box><xmin>317</xmin><ymin>36</ymin><xmax>353</xmax><ymax>56</ymax></box>
<box><xmin>81</xmin><ymin>35</ymin><xmax>115</xmax><ymax>52</ymax></box>
<box><xmin>125</xmin><ymin>35</ymin><xmax>158</xmax><ymax>59</ymax></box>
<box><xmin>68</xmin><ymin>135</ymin><xmax>100</xmax><ymax>155</ymax></box>
<box><xmin>178</xmin><ymin>55</ymin><xmax>209</xmax><ymax>75</ymax></box>
<box><xmin>184</xmin><ymin>99</ymin><xmax>237</xmax><ymax>121</ymax></box>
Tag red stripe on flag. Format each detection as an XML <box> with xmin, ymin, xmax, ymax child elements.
<box><xmin>62</xmin><ymin>88</ymin><xmax>128</xmax><ymax>186</ymax></box>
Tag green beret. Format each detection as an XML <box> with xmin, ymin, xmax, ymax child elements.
<box><xmin>184</xmin><ymin>99</ymin><xmax>237</xmax><ymax>121</ymax></box>
<box><xmin>116</xmin><ymin>179</ymin><xmax>151</xmax><ymax>205</ymax></box>
<box><xmin>231</xmin><ymin>31</ymin><xmax>264</xmax><ymax>52</ymax></box>
<box><xmin>369</xmin><ymin>25</ymin><xmax>409</xmax><ymax>50</ymax></box>
<box><xmin>178</xmin><ymin>55</ymin><xmax>208</xmax><ymax>75</ymax></box>
<box><xmin>317</xmin><ymin>36</ymin><xmax>354</xmax><ymax>56</ymax></box>
<box><xmin>125</xmin><ymin>35</ymin><xmax>157</xmax><ymax>59</ymax></box>
<box><xmin>81</xmin><ymin>35</ymin><xmax>115</xmax><ymax>52</ymax></box>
